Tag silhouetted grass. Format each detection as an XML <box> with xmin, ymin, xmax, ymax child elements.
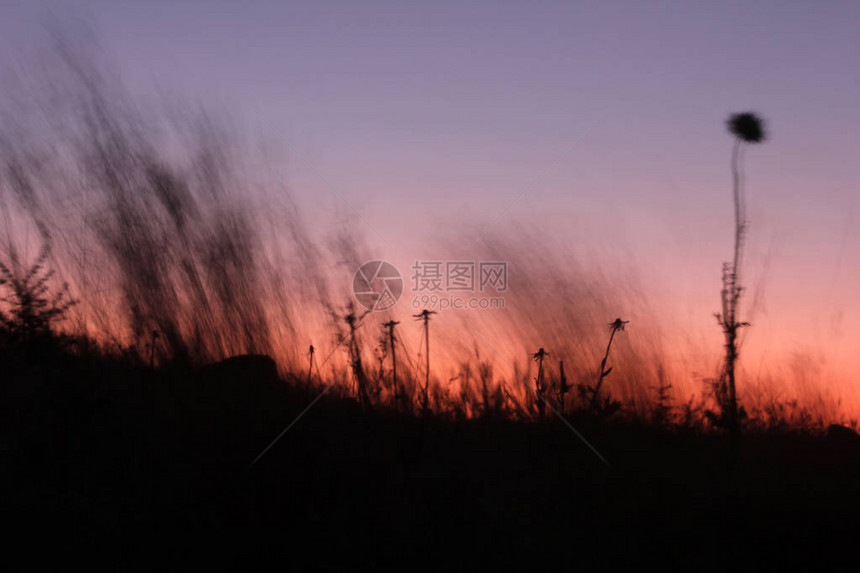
<box><xmin>2</xmin><ymin>337</ymin><xmax>859</xmax><ymax>569</ymax></box>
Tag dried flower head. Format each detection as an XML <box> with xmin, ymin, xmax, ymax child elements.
<box><xmin>727</xmin><ymin>112</ymin><xmax>766</xmax><ymax>143</ymax></box>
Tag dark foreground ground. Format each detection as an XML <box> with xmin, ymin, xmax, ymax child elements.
<box><xmin>3</xmin><ymin>352</ymin><xmax>859</xmax><ymax>570</ymax></box>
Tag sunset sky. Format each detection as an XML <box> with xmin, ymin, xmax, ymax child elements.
<box><xmin>2</xmin><ymin>1</ymin><xmax>859</xmax><ymax>413</ymax></box>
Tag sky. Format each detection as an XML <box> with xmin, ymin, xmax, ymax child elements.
<box><xmin>1</xmin><ymin>1</ymin><xmax>859</xmax><ymax>413</ymax></box>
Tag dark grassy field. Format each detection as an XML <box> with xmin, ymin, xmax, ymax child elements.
<box><xmin>3</xmin><ymin>349</ymin><xmax>859</xmax><ymax>571</ymax></box>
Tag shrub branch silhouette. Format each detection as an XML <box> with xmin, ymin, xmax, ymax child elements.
<box><xmin>0</xmin><ymin>244</ymin><xmax>76</xmax><ymax>349</ymax></box>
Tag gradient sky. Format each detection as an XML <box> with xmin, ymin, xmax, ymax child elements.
<box><xmin>2</xmin><ymin>1</ymin><xmax>859</xmax><ymax>411</ymax></box>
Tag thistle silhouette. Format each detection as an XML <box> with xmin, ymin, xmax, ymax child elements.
<box><xmin>591</xmin><ymin>319</ymin><xmax>627</xmax><ymax>408</ymax></box>
<box><xmin>306</xmin><ymin>344</ymin><xmax>316</xmax><ymax>387</ymax></box>
<box><xmin>578</xmin><ymin>318</ymin><xmax>627</xmax><ymax>416</ymax></box>
<box><xmin>532</xmin><ymin>348</ymin><xmax>549</xmax><ymax>418</ymax></box>
<box><xmin>715</xmin><ymin>112</ymin><xmax>767</xmax><ymax>434</ymax></box>
<box><xmin>414</xmin><ymin>309</ymin><xmax>436</xmax><ymax>416</ymax></box>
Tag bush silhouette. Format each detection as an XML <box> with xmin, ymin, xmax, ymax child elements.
<box><xmin>0</xmin><ymin>243</ymin><xmax>75</xmax><ymax>351</ymax></box>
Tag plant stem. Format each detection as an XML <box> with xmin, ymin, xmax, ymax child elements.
<box><xmin>591</xmin><ymin>327</ymin><xmax>618</xmax><ymax>409</ymax></box>
<box><xmin>725</xmin><ymin>137</ymin><xmax>744</xmax><ymax>433</ymax></box>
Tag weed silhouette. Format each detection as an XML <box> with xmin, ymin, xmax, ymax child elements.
<box><xmin>532</xmin><ymin>347</ymin><xmax>549</xmax><ymax>418</ymax></box>
<box><xmin>714</xmin><ymin>112</ymin><xmax>768</xmax><ymax>435</ymax></box>
<box><xmin>578</xmin><ymin>318</ymin><xmax>626</xmax><ymax>417</ymax></box>
<box><xmin>414</xmin><ymin>309</ymin><xmax>436</xmax><ymax>416</ymax></box>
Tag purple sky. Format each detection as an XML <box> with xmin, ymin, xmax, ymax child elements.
<box><xmin>2</xmin><ymin>1</ymin><xmax>860</xmax><ymax>407</ymax></box>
